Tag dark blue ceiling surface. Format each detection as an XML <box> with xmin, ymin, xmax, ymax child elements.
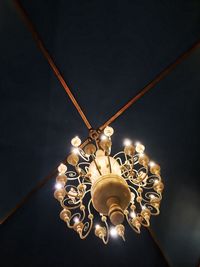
<box><xmin>0</xmin><ymin>0</ymin><xmax>89</xmax><ymax>217</ymax></box>
<box><xmin>1</xmin><ymin>0</ymin><xmax>200</xmax><ymax>266</ymax></box>
<box><xmin>112</xmin><ymin>47</ymin><xmax>200</xmax><ymax>267</ymax></box>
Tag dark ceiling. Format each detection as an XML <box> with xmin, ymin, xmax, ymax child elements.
<box><xmin>1</xmin><ymin>1</ymin><xmax>200</xmax><ymax>266</ymax></box>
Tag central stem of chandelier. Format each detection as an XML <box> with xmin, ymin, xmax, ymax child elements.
<box><xmin>54</xmin><ymin>126</ymin><xmax>164</xmax><ymax>244</ymax></box>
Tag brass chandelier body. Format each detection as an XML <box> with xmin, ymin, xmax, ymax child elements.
<box><xmin>54</xmin><ymin>126</ymin><xmax>164</xmax><ymax>244</ymax></box>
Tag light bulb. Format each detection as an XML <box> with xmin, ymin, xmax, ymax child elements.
<box><xmin>142</xmin><ymin>205</ymin><xmax>146</xmax><ymax>210</ymax></box>
<box><xmin>71</xmin><ymin>136</ymin><xmax>81</xmax><ymax>147</ymax></box>
<box><xmin>55</xmin><ymin>183</ymin><xmax>63</xmax><ymax>190</ymax></box>
<box><xmin>135</xmin><ymin>142</ymin><xmax>145</xmax><ymax>153</ymax></box>
<box><xmin>154</xmin><ymin>179</ymin><xmax>159</xmax><ymax>184</ymax></box>
<box><xmin>95</xmin><ymin>224</ymin><xmax>100</xmax><ymax>229</ymax></box>
<box><xmin>149</xmin><ymin>161</ymin><xmax>155</xmax><ymax>167</ymax></box>
<box><xmin>110</xmin><ymin>227</ymin><xmax>118</xmax><ymax>238</ymax></box>
<box><xmin>130</xmin><ymin>211</ymin><xmax>136</xmax><ymax>218</ymax></box>
<box><xmin>104</xmin><ymin>126</ymin><xmax>114</xmax><ymax>137</ymax></box>
<box><xmin>73</xmin><ymin>217</ymin><xmax>79</xmax><ymax>224</ymax></box>
<box><xmin>72</xmin><ymin>148</ymin><xmax>79</xmax><ymax>154</ymax></box>
<box><xmin>124</xmin><ymin>139</ymin><xmax>132</xmax><ymax>147</ymax></box>
<box><xmin>150</xmin><ymin>194</ymin><xmax>155</xmax><ymax>199</ymax></box>
<box><xmin>58</xmin><ymin>163</ymin><xmax>67</xmax><ymax>174</ymax></box>
<box><xmin>101</xmin><ymin>135</ymin><xmax>107</xmax><ymax>141</ymax></box>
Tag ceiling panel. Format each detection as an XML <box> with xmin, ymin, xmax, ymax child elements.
<box><xmin>1</xmin><ymin>1</ymin><xmax>200</xmax><ymax>266</ymax></box>
<box><xmin>0</xmin><ymin>0</ymin><xmax>89</xmax><ymax>219</ymax></box>
<box><xmin>21</xmin><ymin>0</ymin><xmax>200</xmax><ymax>128</ymax></box>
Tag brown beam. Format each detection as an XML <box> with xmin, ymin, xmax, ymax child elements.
<box><xmin>14</xmin><ymin>0</ymin><xmax>92</xmax><ymax>130</ymax></box>
<box><xmin>148</xmin><ymin>227</ymin><xmax>172</xmax><ymax>267</ymax></box>
<box><xmin>99</xmin><ymin>39</ymin><xmax>200</xmax><ymax>130</ymax></box>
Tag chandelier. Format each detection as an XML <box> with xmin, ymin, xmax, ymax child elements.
<box><xmin>54</xmin><ymin>126</ymin><xmax>164</xmax><ymax>244</ymax></box>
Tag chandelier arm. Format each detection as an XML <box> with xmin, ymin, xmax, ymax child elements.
<box><xmin>124</xmin><ymin>211</ymin><xmax>141</xmax><ymax>234</ymax></box>
<box><xmin>79</xmin><ymin>217</ymin><xmax>94</xmax><ymax>239</ymax></box>
<box><xmin>101</xmin><ymin>217</ymin><xmax>110</xmax><ymax>245</ymax></box>
<box><xmin>14</xmin><ymin>0</ymin><xmax>92</xmax><ymax>130</ymax></box>
<box><xmin>99</xmin><ymin>39</ymin><xmax>200</xmax><ymax>131</ymax></box>
<box><xmin>139</xmin><ymin>214</ymin><xmax>150</xmax><ymax>227</ymax></box>
<box><xmin>66</xmin><ymin>210</ymin><xmax>85</xmax><ymax>229</ymax></box>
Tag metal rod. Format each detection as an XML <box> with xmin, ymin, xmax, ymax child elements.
<box><xmin>93</xmin><ymin>157</ymin><xmax>102</xmax><ymax>176</ymax></box>
<box><xmin>14</xmin><ymin>0</ymin><xmax>92</xmax><ymax>130</ymax></box>
<box><xmin>107</xmin><ymin>156</ymin><xmax>112</xmax><ymax>173</ymax></box>
<box><xmin>99</xmin><ymin>39</ymin><xmax>200</xmax><ymax>130</ymax></box>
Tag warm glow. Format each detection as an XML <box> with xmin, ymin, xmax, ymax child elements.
<box><xmin>101</xmin><ymin>135</ymin><xmax>107</xmax><ymax>141</ymax></box>
<box><xmin>104</xmin><ymin>126</ymin><xmax>114</xmax><ymax>137</ymax></box>
<box><xmin>135</xmin><ymin>142</ymin><xmax>145</xmax><ymax>153</ymax></box>
<box><xmin>110</xmin><ymin>227</ymin><xmax>117</xmax><ymax>238</ymax></box>
<box><xmin>58</xmin><ymin>163</ymin><xmax>67</xmax><ymax>174</ymax></box>
<box><xmin>54</xmin><ymin>125</ymin><xmax>164</xmax><ymax>244</ymax></box>
<box><xmin>55</xmin><ymin>183</ymin><xmax>63</xmax><ymax>190</ymax></box>
<box><xmin>72</xmin><ymin>147</ymin><xmax>79</xmax><ymax>154</ymax></box>
<box><xmin>73</xmin><ymin>217</ymin><xmax>79</xmax><ymax>224</ymax></box>
<box><xmin>130</xmin><ymin>211</ymin><xmax>136</xmax><ymax>218</ymax></box>
<box><xmin>71</xmin><ymin>136</ymin><xmax>81</xmax><ymax>147</ymax></box>
<box><xmin>149</xmin><ymin>161</ymin><xmax>155</xmax><ymax>167</ymax></box>
<box><xmin>124</xmin><ymin>139</ymin><xmax>132</xmax><ymax>146</ymax></box>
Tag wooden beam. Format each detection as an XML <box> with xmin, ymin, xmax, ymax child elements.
<box><xmin>99</xmin><ymin>39</ymin><xmax>200</xmax><ymax>130</ymax></box>
<box><xmin>148</xmin><ymin>227</ymin><xmax>172</xmax><ymax>267</ymax></box>
<box><xmin>14</xmin><ymin>0</ymin><xmax>92</xmax><ymax>130</ymax></box>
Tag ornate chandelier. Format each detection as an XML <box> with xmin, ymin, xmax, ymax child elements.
<box><xmin>54</xmin><ymin>126</ymin><xmax>164</xmax><ymax>244</ymax></box>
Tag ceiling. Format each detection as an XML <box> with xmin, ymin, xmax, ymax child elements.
<box><xmin>1</xmin><ymin>1</ymin><xmax>200</xmax><ymax>266</ymax></box>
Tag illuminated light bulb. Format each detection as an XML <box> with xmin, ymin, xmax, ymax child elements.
<box><xmin>73</xmin><ymin>217</ymin><xmax>79</xmax><ymax>224</ymax></box>
<box><xmin>71</xmin><ymin>136</ymin><xmax>81</xmax><ymax>147</ymax></box>
<box><xmin>58</xmin><ymin>163</ymin><xmax>67</xmax><ymax>174</ymax></box>
<box><xmin>135</xmin><ymin>142</ymin><xmax>145</xmax><ymax>153</ymax></box>
<box><xmin>104</xmin><ymin>126</ymin><xmax>114</xmax><ymax>137</ymax></box>
<box><xmin>101</xmin><ymin>135</ymin><xmax>107</xmax><ymax>141</ymax></box>
<box><xmin>149</xmin><ymin>161</ymin><xmax>155</xmax><ymax>167</ymax></box>
<box><xmin>95</xmin><ymin>224</ymin><xmax>100</xmax><ymax>229</ymax></box>
<box><xmin>150</xmin><ymin>194</ymin><xmax>155</xmax><ymax>199</ymax></box>
<box><xmin>124</xmin><ymin>139</ymin><xmax>132</xmax><ymax>147</ymax></box>
<box><xmin>110</xmin><ymin>227</ymin><xmax>118</xmax><ymax>238</ymax></box>
<box><xmin>142</xmin><ymin>205</ymin><xmax>146</xmax><ymax>210</ymax></box>
<box><xmin>55</xmin><ymin>182</ymin><xmax>63</xmax><ymax>190</ymax></box>
<box><xmin>154</xmin><ymin>179</ymin><xmax>159</xmax><ymax>184</ymax></box>
<box><xmin>72</xmin><ymin>148</ymin><xmax>79</xmax><ymax>154</ymax></box>
<box><xmin>130</xmin><ymin>211</ymin><xmax>136</xmax><ymax>218</ymax></box>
